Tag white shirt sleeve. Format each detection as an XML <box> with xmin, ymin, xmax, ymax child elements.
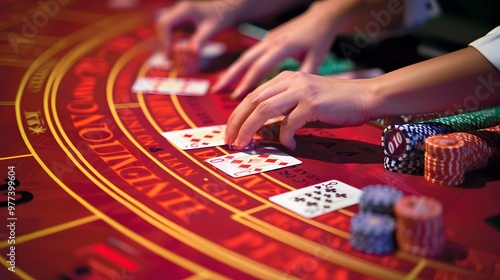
<box><xmin>469</xmin><ymin>26</ymin><xmax>500</xmax><ymax>71</ymax></box>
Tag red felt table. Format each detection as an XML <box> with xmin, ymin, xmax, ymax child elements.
<box><xmin>0</xmin><ymin>1</ymin><xmax>499</xmax><ymax>279</ymax></box>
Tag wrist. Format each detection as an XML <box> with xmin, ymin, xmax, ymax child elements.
<box><xmin>363</xmin><ymin>76</ymin><xmax>390</xmax><ymax>121</ymax></box>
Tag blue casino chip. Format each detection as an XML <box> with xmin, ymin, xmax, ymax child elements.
<box><xmin>359</xmin><ymin>185</ymin><xmax>403</xmax><ymax>216</ymax></box>
<box><xmin>350</xmin><ymin>213</ymin><xmax>396</xmax><ymax>255</ymax></box>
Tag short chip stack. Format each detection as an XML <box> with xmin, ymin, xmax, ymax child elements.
<box><xmin>424</xmin><ymin>125</ymin><xmax>500</xmax><ymax>186</ymax></box>
<box><xmin>382</xmin><ymin>107</ymin><xmax>500</xmax><ymax>174</ymax></box>
<box><xmin>173</xmin><ymin>40</ymin><xmax>199</xmax><ymax>76</ymax></box>
<box><xmin>394</xmin><ymin>196</ymin><xmax>445</xmax><ymax>258</ymax></box>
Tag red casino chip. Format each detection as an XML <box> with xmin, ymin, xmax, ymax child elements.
<box><xmin>173</xmin><ymin>40</ymin><xmax>199</xmax><ymax>75</ymax></box>
<box><xmin>425</xmin><ymin>135</ymin><xmax>464</xmax><ymax>158</ymax></box>
<box><xmin>394</xmin><ymin>196</ymin><xmax>445</xmax><ymax>258</ymax></box>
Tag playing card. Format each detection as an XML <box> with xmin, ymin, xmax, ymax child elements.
<box><xmin>200</xmin><ymin>41</ymin><xmax>226</xmax><ymax>59</ymax></box>
<box><xmin>206</xmin><ymin>147</ymin><xmax>301</xmax><ymax>178</ymax></box>
<box><xmin>145</xmin><ymin>51</ymin><xmax>172</xmax><ymax>70</ymax></box>
<box><xmin>269</xmin><ymin>180</ymin><xmax>362</xmax><ymax>218</ymax></box>
<box><xmin>176</xmin><ymin>39</ymin><xmax>227</xmax><ymax>59</ymax></box>
<box><xmin>162</xmin><ymin>125</ymin><xmax>226</xmax><ymax>150</ymax></box>
<box><xmin>132</xmin><ymin>77</ymin><xmax>210</xmax><ymax>96</ymax></box>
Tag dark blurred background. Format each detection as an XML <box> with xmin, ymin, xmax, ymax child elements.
<box><xmin>252</xmin><ymin>0</ymin><xmax>500</xmax><ymax>72</ymax></box>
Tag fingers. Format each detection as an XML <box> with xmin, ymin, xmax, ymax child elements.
<box><xmin>230</xmin><ymin>45</ymin><xmax>292</xmax><ymax>99</ymax></box>
<box><xmin>279</xmin><ymin>104</ymin><xmax>309</xmax><ymax>150</ymax></box>
<box><xmin>156</xmin><ymin>6</ymin><xmax>191</xmax><ymax>59</ymax></box>
<box><xmin>212</xmin><ymin>42</ymin><xmax>267</xmax><ymax>94</ymax></box>
<box><xmin>299</xmin><ymin>40</ymin><xmax>332</xmax><ymax>73</ymax></box>
<box><xmin>225</xmin><ymin>71</ymin><xmax>295</xmax><ymax>146</ymax></box>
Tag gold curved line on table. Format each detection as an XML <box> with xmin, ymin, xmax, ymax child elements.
<box><xmin>12</xmin><ymin>13</ymin><xmax>152</xmax><ymax>280</ymax></box>
<box><xmin>105</xmin><ymin>44</ymin><xmax>294</xmax><ymax>279</ymax></box>
<box><xmin>133</xmin><ymin>61</ymin><xmax>410</xmax><ymax>280</ymax></box>
<box><xmin>167</xmin><ymin>85</ymin><xmax>355</xmax><ymax>217</ymax></box>
<box><xmin>135</xmin><ymin>47</ymin><xmax>497</xmax><ymax>280</ymax></box>
<box><xmin>136</xmin><ymin>72</ymin><xmax>352</xmax><ymax>239</ymax></box>
<box><xmin>0</xmin><ymin>255</ymin><xmax>34</xmax><ymax>280</ymax></box>
<box><xmin>0</xmin><ymin>215</ymin><xmax>99</xmax><ymax>248</ymax></box>
<box><xmin>45</xmin><ymin>20</ymin><xmax>232</xmax><ymax>280</ymax></box>
<box><xmin>14</xmin><ymin>13</ymin><xmax>227</xmax><ymax>280</ymax></box>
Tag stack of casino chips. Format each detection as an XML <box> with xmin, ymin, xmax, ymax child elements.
<box><xmin>394</xmin><ymin>196</ymin><xmax>445</xmax><ymax>258</ymax></box>
<box><xmin>173</xmin><ymin>40</ymin><xmax>199</xmax><ymax>75</ymax></box>
<box><xmin>374</xmin><ymin>109</ymin><xmax>465</xmax><ymax>127</ymax></box>
<box><xmin>424</xmin><ymin>125</ymin><xmax>500</xmax><ymax>186</ymax></box>
<box><xmin>350</xmin><ymin>185</ymin><xmax>402</xmax><ymax>255</ymax></box>
<box><xmin>382</xmin><ymin>107</ymin><xmax>500</xmax><ymax>174</ymax></box>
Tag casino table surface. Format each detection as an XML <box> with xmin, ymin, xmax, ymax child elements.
<box><xmin>1</xmin><ymin>1</ymin><xmax>499</xmax><ymax>279</ymax></box>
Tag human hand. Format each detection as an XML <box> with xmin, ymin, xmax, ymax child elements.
<box><xmin>156</xmin><ymin>1</ymin><xmax>238</xmax><ymax>58</ymax></box>
<box><xmin>211</xmin><ymin>2</ymin><xmax>339</xmax><ymax>99</ymax></box>
<box><xmin>225</xmin><ymin>71</ymin><xmax>374</xmax><ymax>150</ymax></box>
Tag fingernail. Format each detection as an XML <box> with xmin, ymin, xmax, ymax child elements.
<box><xmin>229</xmin><ymin>89</ymin><xmax>241</xmax><ymax>100</ymax></box>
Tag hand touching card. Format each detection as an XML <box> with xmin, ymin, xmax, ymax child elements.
<box><xmin>206</xmin><ymin>147</ymin><xmax>302</xmax><ymax>178</ymax></box>
<box><xmin>162</xmin><ymin>125</ymin><xmax>226</xmax><ymax>150</ymax></box>
<box><xmin>269</xmin><ymin>180</ymin><xmax>362</xmax><ymax>218</ymax></box>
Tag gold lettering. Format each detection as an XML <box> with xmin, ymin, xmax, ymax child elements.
<box><xmin>78</xmin><ymin>122</ymin><xmax>113</xmax><ymax>143</ymax></box>
<box><xmin>118</xmin><ymin>166</ymin><xmax>160</xmax><ymax>185</ymax></box>
<box><xmin>136</xmin><ymin>181</ymin><xmax>170</xmax><ymax>198</ymax></box>
<box><xmin>102</xmin><ymin>153</ymin><xmax>138</xmax><ymax>171</ymax></box>
<box><xmin>157</xmin><ymin>188</ymin><xmax>214</xmax><ymax>222</ymax></box>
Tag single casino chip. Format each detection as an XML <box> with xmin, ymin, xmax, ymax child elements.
<box><xmin>424</xmin><ymin>135</ymin><xmax>464</xmax><ymax>158</ymax></box>
<box><xmin>394</xmin><ymin>196</ymin><xmax>445</xmax><ymax>258</ymax></box>
<box><xmin>227</xmin><ymin>139</ymin><xmax>255</xmax><ymax>151</ymax></box>
<box><xmin>359</xmin><ymin>185</ymin><xmax>403</xmax><ymax>216</ymax></box>
<box><xmin>350</xmin><ymin>213</ymin><xmax>396</xmax><ymax>255</ymax></box>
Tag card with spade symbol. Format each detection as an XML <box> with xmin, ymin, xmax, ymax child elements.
<box><xmin>269</xmin><ymin>180</ymin><xmax>362</xmax><ymax>218</ymax></box>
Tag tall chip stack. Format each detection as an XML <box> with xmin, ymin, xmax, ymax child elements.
<box><xmin>424</xmin><ymin>125</ymin><xmax>500</xmax><ymax>186</ymax></box>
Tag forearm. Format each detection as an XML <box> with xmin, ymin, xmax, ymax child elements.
<box><xmin>368</xmin><ymin>46</ymin><xmax>500</xmax><ymax>119</ymax></box>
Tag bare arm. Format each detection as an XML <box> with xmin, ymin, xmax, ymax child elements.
<box><xmin>368</xmin><ymin>46</ymin><xmax>500</xmax><ymax>119</ymax></box>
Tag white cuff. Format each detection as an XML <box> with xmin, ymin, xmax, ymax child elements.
<box><xmin>469</xmin><ymin>26</ymin><xmax>500</xmax><ymax>71</ymax></box>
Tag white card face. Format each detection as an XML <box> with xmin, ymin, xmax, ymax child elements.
<box><xmin>146</xmin><ymin>51</ymin><xmax>172</xmax><ymax>69</ymax></box>
<box><xmin>206</xmin><ymin>147</ymin><xmax>302</xmax><ymax>178</ymax></box>
<box><xmin>177</xmin><ymin>39</ymin><xmax>227</xmax><ymax>59</ymax></box>
<box><xmin>162</xmin><ymin>125</ymin><xmax>226</xmax><ymax>150</ymax></box>
<box><xmin>132</xmin><ymin>77</ymin><xmax>210</xmax><ymax>96</ymax></box>
<box><xmin>269</xmin><ymin>180</ymin><xmax>362</xmax><ymax>218</ymax></box>
<box><xmin>200</xmin><ymin>41</ymin><xmax>226</xmax><ymax>59</ymax></box>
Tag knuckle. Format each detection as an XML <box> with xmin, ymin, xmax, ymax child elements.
<box><xmin>256</xmin><ymin>101</ymin><xmax>277</xmax><ymax>116</ymax></box>
<box><xmin>245</xmin><ymin>91</ymin><xmax>260</xmax><ymax>106</ymax></box>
